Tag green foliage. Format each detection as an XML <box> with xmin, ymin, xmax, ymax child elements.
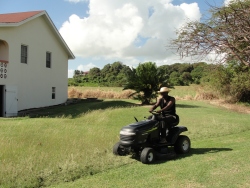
<box><xmin>169</xmin><ymin>71</ymin><xmax>184</xmax><ymax>86</ymax></box>
<box><xmin>207</xmin><ymin>61</ymin><xmax>250</xmax><ymax>102</ymax></box>
<box><xmin>123</xmin><ymin>62</ymin><xmax>172</xmax><ymax>104</ymax></box>
<box><xmin>181</xmin><ymin>72</ymin><xmax>193</xmax><ymax>85</ymax></box>
<box><xmin>191</xmin><ymin>62</ymin><xmax>209</xmax><ymax>84</ymax></box>
<box><xmin>69</xmin><ymin>62</ymin><xmax>213</xmax><ymax>87</ymax></box>
<box><xmin>88</xmin><ymin>67</ymin><xmax>101</xmax><ymax>80</ymax></box>
<box><xmin>69</xmin><ymin>62</ymin><xmax>131</xmax><ymax>87</ymax></box>
<box><xmin>159</xmin><ymin>62</ymin><xmax>210</xmax><ymax>86</ymax></box>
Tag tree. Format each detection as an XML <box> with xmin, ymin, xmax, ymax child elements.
<box><xmin>208</xmin><ymin>61</ymin><xmax>250</xmax><ymax>102</ymax></box>
<box><xmin>169</xmin><ymin>71</ymin><xmax>184</xmax><ymax>86</ymax></box>
<box><xmin>170</xmin><ymin>0</ymin><xmax>250</xmax><ymax>67</ymax></box>
<box><xmin>181</xmin><ymin>72</ymin><xmax>193</xmax><ymax>85</ymax></box>
<box><xmin>111</xmin><ymin>61</ymin><xmax>123</xmax><ymax>75</ymax></box>
<box><xmin>158</xmin><ymin>65</ymin><xmax>171</xmax><ymax>76</ymax></box>
<box><xmin>123</xmin><ymin>62</ymin><xmax>172</xmax><ymax>105</ymax></box>
<box><xmin>190</xmin><ymin>62</ymin><xmax>208</xmax><ymax>84</ymax></box>
<box><xmin>88</xmin><ymin>67</ymin><xmax>101</xmax><ymax>82</ymax></box>
<box><xmin>100</xmin><ymin>64</ymin><xmax>111</xmax><ymax>82</ymax></box>
<box><xmin>73</xmin><ymin>70</ymin><xmax>81</xmax><ymax>77</ymax></box>
<box><xmin>115</xmin><ymin>65</ymin><xmax>131</xmax><ymax>87</ymax></box>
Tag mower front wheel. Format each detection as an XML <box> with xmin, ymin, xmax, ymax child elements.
<box><xmin>113</xmin><ymin>142</ymin><xmax>127</xmax><ymax>156</ymax></box>
<box><xmin>174</xmin><ymin>135</ymin><xmax>191</xmax><ymax>154</ymax></box>
<box><xmin>140</xmin><ymin>148</ymin><xmax>155</xmax><ymax>164</ymax></box>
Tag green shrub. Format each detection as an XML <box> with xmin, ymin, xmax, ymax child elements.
<box><xmin>207</xmin><ymin>61</ymin><xmax>250</xmax><ymax>102</ymax></box>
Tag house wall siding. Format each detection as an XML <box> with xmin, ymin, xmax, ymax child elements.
<box><xmin>0</xmin><ymin>16</ymin><xmax>68</xmax><ymax>111</ymax></box>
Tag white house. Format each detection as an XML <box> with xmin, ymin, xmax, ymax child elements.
<box><xmin>0</xmin><ymin>11</ymin><xmax>75</xmax><ymax>117</ymax></box>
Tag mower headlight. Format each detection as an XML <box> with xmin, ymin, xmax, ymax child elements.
<box><xmin>120</xmin><ymin>130</ymin><xmax>136</xmax><ymax>136</ymax></box>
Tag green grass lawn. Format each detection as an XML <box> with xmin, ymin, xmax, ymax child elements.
<box><xmin>52</xmin><ymin>131</ymin><xmax>250</xmax><ymax>188</ymax></box>
<box><xmin>0</xmin><ymin>97</ymin><xmax>250</xmax><ymax>187</ymax></box>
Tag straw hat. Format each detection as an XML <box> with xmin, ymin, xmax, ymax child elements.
<box><xmin>158</xmin><ymin>87</ymin><xmax>171</xmax><ymax>93</ymax></box>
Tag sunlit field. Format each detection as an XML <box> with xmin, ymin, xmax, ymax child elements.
<box><xmin>0</xmin><ymin>86</ymin><xmax>249</xmax><ymax>187</ymax></box>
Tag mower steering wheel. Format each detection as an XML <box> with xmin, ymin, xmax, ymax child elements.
<box><xmin>151</xmin><ymin>111</ymin><xmax>161</xmax><ymax>116</ymax></box>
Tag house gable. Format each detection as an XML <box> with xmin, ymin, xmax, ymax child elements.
<box><xmin>0</xmin><ymin>11</ymin><xmax>75</xmax><ymax>60</ymax></box>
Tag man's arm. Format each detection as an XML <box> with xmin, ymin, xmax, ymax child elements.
<box><xmin>149</xmin><ymin>99</ymin><xmax>160</xmax><ymax>113</ymax></box>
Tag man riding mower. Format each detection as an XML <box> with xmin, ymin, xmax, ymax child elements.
<box><xmin>113</xmin><ymin>87</ymin><xmax>191</xmax><ymax>164</ymax></box>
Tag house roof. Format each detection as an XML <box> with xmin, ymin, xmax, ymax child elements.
<box><xmin>0</xmin><ymin>11</ymin><xmax>75</xmax><ymax>59</ymax></box>
<box><xmin>0</xmin><ymin>11</ymin><xmax>44</xmax><ymax>23</ymax></box>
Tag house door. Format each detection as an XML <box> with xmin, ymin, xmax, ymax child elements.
<box><xmin>5</xmin><ymin>85</ymin><xmax>18</xmax><ymax>117</ymax></box>
<box><xmin>0</xmin><ymin>85</ymin><xmax>4</xmax><ymax>117</ymax></box>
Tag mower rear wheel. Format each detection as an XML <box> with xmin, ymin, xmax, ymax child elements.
<box><xmin>174</xmin><ymin>135</ymin><xmax>191</xmax><ymax>154</ymax></box>
<box><xmin>113</xmin><ymin>142</ymin><xmax>126</xmax><ymax>156</ymax></box>
<box><xmin>140</xmin><ymin>148</ymin><xmax>155</xmax><ymax>164</ymax></box>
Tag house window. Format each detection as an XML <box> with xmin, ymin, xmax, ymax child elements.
<box><xmin>52</xmin><ymin>87</ymin><xmax>56</xmax><ymax>99</ymax></box>
<box><xmin>46</xmin><ymin>52</ymin><xmax>51</xmax><ymax>68</ymax></box>
<box><xmin>21</xmin><ymin>45</ymin><xmax>28</xmax><ymax>64</ymax></box>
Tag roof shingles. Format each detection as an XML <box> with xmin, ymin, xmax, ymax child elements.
<box><xmin>0</xmin><ymin>11</ymin><xmax>43</xmax><ymax>23</ymax></box>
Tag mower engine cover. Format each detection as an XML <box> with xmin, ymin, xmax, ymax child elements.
<box><xmin>119</xmin><ymin>119</ymin><xmax>159</xmax><ymax>146</ymax></box>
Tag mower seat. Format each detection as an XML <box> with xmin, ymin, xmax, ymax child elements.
<box><xmin>170</xmin><ymin>115</ymin><xmax>179</xmax><ymax>127</ymax></box>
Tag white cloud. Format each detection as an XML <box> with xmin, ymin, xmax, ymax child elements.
<box><xmin>77</xmin><ymin>63</ymin><xmax>97</xmax><ymax>71</ymax></box>
<box><xmin>60</xmin><ymin>0</ymin><xmax>201</xmax><ymax>65</ymax></box>
<box><xmin>60</xmin><ymin>2</ymin><xmax>144</xmax><ymax>58</ymax></box>
<box><xmin>224</xmin><ymin>0</ymin><xmax>231</xmax><ymax>6</ymax></box>
<box><xmin>224</xmin><ymin>0</ymin><xmax>244</xmax><ymax>6</ymax></box>
<box><xmin>68</xmin><ymin>69</ymin><xmax>74</xmax><ymax>78</ymax></box>
<box><xmin>68</xmin><ymin>63</ymin><xmax>97</xmax><ymax>78</ymax></box>
<box><xmin>180</xmin><ymin>3</ymin><xmax>201</xmax><ymax>21</ymax></box>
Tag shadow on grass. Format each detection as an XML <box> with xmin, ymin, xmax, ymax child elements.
<box><xmin>19</xmin><ymin>100</ymin><xmax>203</xmax><ymax>119</ymax></box>
<box><xmin>131</xmin><ymin>147</ymin><xmax>233</xmax><ymax>165</ymax></box>
<box><xmin>187</xmin><ymin>147</ymin><xmax>233</xmax><ymax>155</ymax></box>
<box><xmin>153</xmin><ymin>147</ymin><xmax>233</xmax><ymax>164</ymax></box>
<box><xmin>176</xmin><ymin>104</ymin><xmax>204</xmax><ymax>108</ymax></box>
<box><xmin>23</xmin><ymin>100</ymin><xmax>139</xmax><ymax>118</ymax></box>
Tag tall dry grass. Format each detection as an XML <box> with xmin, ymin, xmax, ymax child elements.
<box><xmin>68</xmin><ymin>88</ymin><xmax>134</xmax><ymax>99</ymax></box>
<box><xmin>194</xmin><ymin>88</ymin><xmax>219</xmax><ymax>100</ymax></box>
<box><xmin>67</xmin><ymin>86</ymin><xmax>218</xmax><ymax>101</ymax></box>
<box><xmin>194</xmin><ymin>88</ymin><xmax>250</xmax><ymax>114</ymax></box>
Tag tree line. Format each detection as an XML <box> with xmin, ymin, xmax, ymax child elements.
<box><xmin>68</xmin><ymin>61</ymin><xmax>210</xmax><ymax>87</ymax></box>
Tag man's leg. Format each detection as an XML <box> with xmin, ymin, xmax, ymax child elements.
<box><xmin>159</xmin><ymin>116</ymin><xmax>176</xmax><ymax>143</ymax></box>
<box><xmin>159</xmin><ymin>121</ymin><xmax>167</xmax><ymax>143</ymax></box>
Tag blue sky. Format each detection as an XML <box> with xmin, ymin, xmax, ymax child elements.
<box><xmin>0</xmin><ymin>0</ymin><xmax>227</xmax><ymax>77</ymax></box>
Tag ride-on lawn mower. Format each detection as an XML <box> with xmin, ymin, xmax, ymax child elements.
<box><xmin>113</xmin><ymin>112</ymin><xmax>191</xmax><ymax>164</ymax></box>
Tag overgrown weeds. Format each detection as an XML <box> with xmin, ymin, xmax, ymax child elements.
<box><xmin>194</xmin><ymin>88</ymin><xmax>219</xmax><ymax>100</ymax></box>
<box><xmin>68</xmin><ymin>88</ymin><xmax>134</xmax><ymax>99</ymax></box>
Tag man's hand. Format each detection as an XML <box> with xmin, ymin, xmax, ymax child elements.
<box><xmin>156</xmin><ymin>110</ymin><xmax>162</xmax><ymax>114</ymax></box>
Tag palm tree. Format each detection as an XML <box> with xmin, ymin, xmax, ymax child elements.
<box><xmin>123</xmin><ymin>62</ymin><xmax>172</xmax><ymax>105</ymax></box>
